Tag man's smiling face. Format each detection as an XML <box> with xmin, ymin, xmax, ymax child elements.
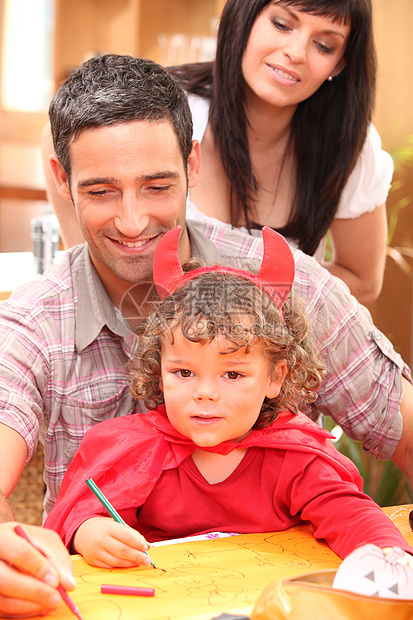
<box><xmin>55</xmin><ymin>119</ymin><xmax>199</xmax><ymax>303</ymax></box>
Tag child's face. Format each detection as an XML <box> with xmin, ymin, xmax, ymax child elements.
<box><xmin>159</xmin><ymin>326</ymin><xmax>286</xmax><ymax>447</ymax></box>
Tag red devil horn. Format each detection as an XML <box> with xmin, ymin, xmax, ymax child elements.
<box><xmin>153</xmin><ymin>226</ymin><xmax>183</xmax><ymax>299</ymax></box>
<box><xmin>258</xmin><ymin>227</ymin><xmax>295</xmax><ymax>308</ymax></box>
<box><xmin>153</xmin><ymin>225</ymin><xmax>295</xmax><ymax>310</ymax></box>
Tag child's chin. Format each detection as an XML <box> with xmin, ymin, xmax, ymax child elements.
<box><xmin>193</xmin><ymin>437</ymin><xmax>223</xmax><ymax>448</ymax></box>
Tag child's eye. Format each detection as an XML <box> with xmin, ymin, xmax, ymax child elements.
<box><xmin>177</xmin><ymin>369</ymin><xmax>193</xmax><ymax>378</ymax></box>
<box><xmin>225</xmin><ymin>372</ymin><xmax>241</xmax><ymax>380</ymax></box>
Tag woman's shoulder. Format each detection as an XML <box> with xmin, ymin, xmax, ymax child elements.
<box><xmin>336</xmin><ymin>123</ymin><xmax>394</xmax><ymax>219</ymax></box>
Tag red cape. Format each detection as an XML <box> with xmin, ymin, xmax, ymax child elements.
<box><xmin>44</xmin><ymin>407</ymin><xmax>363</xmax><ymax>546</ymax></box>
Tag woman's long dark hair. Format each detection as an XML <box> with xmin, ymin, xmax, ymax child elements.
<box><xmin>169</xmin><ymin>0</ymin><xmax>376</xmax><ymax>256</ymax></box>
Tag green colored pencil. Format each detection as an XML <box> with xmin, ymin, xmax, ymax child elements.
<box><xmin>85</xmin><ymin>477</ymin><xmax>156</xmax><ymax>568</ymax></box>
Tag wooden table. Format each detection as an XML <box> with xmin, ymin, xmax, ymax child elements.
<box><xmin>24</xmin><ymin>505</ymin><xmax>413</xmax><ymax>620</ymax></box>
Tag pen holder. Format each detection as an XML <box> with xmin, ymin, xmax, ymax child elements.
<box><xmin>250</xmin><ymin>570</ymin><xmax>413</xmax><ymax>620</ymax></box>
<box><xmin>31</xmin><ymin>210</ymin><xmax>60</xmax><ymax>275</ymax></box>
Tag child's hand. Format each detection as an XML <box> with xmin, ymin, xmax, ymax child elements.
<box><xmin>383</xmin><ymin>547</ymin><xmax>413</xmax><ymax>569</ymax></box>
<box><xmin>72</xmin><ymin>517</ymin><xmax>152</xmax><ymax>568</ymax></box>
<box><xmin>333</xmin><ymin>544</ymin><xmax>413</xmax><ymax>599</ymax></box>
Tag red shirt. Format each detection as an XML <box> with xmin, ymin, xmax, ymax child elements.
<box><xmin>44</xmin><ymin>407</ymin><xmax>413</xmax><ymax>558</ymax></box>
<box><xmin>137</xmin><ymin>446</ymin><xmax>409</xmax><ymax>558</ymax></box>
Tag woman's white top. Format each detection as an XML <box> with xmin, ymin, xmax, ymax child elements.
<box><xmin>186</xmin><ymin>94</ymin><xmax>394</xmax><ymax>261</ymax></box>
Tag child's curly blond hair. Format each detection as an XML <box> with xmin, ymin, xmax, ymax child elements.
<box><xmin>129</xmin><ymin>259</ymin><xmax>325</xmax><ymax>428</ymax></box>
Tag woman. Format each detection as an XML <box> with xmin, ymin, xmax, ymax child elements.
<box><xmin>41</xmin><ymin>0</ymin><xmax>390</xmax><ymax>304</ymax></box>
<box><xmin>170</xmin><ymin>0</ymin><xmax>390</xmax><ymax>305</ymax></box>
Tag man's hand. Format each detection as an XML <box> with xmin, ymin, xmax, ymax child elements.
<box><xmin>0</xmin><ymin>521</ymin><xmax>75</xmax><ymax>618</ymax></box>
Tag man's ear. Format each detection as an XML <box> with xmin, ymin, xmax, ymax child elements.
<box><xmin>49</xmin><ymin>154</ymin><xmax>72</xmax><ymax>202</ymax></box>
<box><xmin>331</xmin><ymin>56</ymin><xmax>346</xmax><ymax>79</ymax></box>
<box><xmin>187</xmin><ymin>139</ymin><xmax>201</xmax><ymax>189</ymax></box>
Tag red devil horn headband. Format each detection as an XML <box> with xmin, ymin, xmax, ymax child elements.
<box><xmin>153</xmin><ymin>226</ymin><xmax>295</xmax><ymax>311</ymax></box>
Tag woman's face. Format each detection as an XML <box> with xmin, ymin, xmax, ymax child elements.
<box><xmin>241</xmin><ymin>1</ymin><xmax>350</xmax><ymax>112</ymax></box>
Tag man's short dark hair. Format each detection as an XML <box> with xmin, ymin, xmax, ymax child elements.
<box><xmin>49</xmin><ymin>54</ymin><xmax>193</xmax><ymax>180</ymax></box>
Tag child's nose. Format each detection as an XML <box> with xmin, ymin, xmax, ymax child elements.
<box><xmin>193</xmin><ymin>379</ymin><xmax>220</xmax><ymax>402</ymax></box>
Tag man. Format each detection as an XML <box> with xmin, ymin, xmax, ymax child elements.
<box><xmin>0</xmin><ymin>54</ymin><xmax>412</xmax><ymax>617</ymax></box>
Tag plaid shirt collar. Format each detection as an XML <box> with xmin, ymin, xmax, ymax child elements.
<box><xmin>74</xmin><ymin>222</ymin><xmax>221</xmax><ymax>352</ymax></box>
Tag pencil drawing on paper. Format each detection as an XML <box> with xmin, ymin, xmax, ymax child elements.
<box><xmin>64</xmin><ymin>529</ymin><xmax>341</xmax><ymax>620</ymax></box>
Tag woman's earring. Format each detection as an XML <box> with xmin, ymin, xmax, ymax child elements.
<box><xmin>327</xmin><ymin>75</ymin><xmax>333</xmax><ymax>82</ymax></box>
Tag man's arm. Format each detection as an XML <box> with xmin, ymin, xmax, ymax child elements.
<box><xmin>0</xmin><ymin>424</ymin><xmax>28</xmax><ymax>505</ymax></box>
<box><xmin>0</xmin><ymin>429</ymin><xmax>76</xmax><ymax>618</ymax></box>
<box><xmin>0</xmin><ymin>490</ymin><xmax>14</xmax><ymax>521</ymax></box>
<box><xmin>392</xmin><ymin>377</ymin><xmax>413</xmax><ymax>484</ymax></box>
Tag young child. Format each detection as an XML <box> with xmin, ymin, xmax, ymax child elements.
<box><xmin>44</xmin><ymin>226</ymin><xmax>413</xmax><ymax>579</ymax></box>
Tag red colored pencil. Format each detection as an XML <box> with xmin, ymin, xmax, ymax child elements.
<box><xmin>100</xmin><ymin>583</ymin><xmax>155</xmax><ymax>596</ymax></box>
<box><xmin>101</xmin><ymin>584</ymin><xmax>155</xmax><ymax>596</ymax></box>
